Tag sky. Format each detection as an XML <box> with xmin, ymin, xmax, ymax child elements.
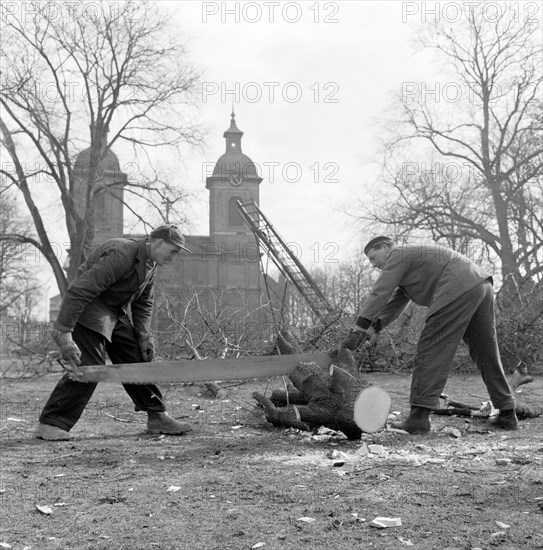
<box><xmin>147</xmin><ymin>0</ymin><xmax>436</xmax><ymax>265</ymax></box>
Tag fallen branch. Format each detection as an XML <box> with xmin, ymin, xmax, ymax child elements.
<box><xmin>509</xmin><ymin>371</ymin><xmax>534</xmax><ymax>391</ymax></box>
<box><xmin>437</xmin><ymin>375</ymin><xmax>542</xmax><ymax>420</ymax></box>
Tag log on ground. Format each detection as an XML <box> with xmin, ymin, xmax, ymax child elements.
<box><xmin>253</xmin><ymin>331</ymin><xmax>388</xmax><ymax>439</ymax></box>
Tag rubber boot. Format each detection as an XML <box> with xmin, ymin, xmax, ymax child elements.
<box><xmin>390</xmin><ymin>406</ymin><xmax>431</xmax><ymax>434</ymax></box>
<box><xmin>146</xmin><ymin>411</ymin><xmax>192</xmax><ymax>435</ymax></box>
<box><xmin>34</xmin><ymin>423</ymin><xmax>73</xmax><ymax>441</ymax></box>
<box><xmin>489</xmin><ymin>408</ymin><xmax>519</xmax><ymax>430</ymax></box>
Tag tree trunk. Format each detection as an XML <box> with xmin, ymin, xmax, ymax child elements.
<box><xmin>253</xmin><ymin>331</ymin><xmax>382</xmax><ymax>440</ymax></box>
<box><xmin>0</xmin><ymin>117</ymin><xmax>68</xmax><ymax>294</ymax></box>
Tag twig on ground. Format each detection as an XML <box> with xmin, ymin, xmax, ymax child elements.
<box><xmin>104</xmin><ymin>412</ymin><xmax>136</xmax><ymax>423</ymax></box>
<box><xmin>56</xmin><ymin>451</ymin><xmax>83</xmax><ymax>460</ymax></box>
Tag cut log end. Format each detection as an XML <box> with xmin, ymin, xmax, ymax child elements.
<box><xmin>353</xmin><ymin>386</ymin><xmax>392</xmax><ymax>434</ymax></box>
<box><xmin>254</xmin><ymin>331</ymin><xmax>388</xmax><ymax>439</ymax></box>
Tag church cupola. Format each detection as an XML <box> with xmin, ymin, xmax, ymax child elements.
<box><xmin>224</xmin><ymin>111</ymin><xmax>243</xmax><ymax>152</ymax></box>
<box><xmin>206</xmin><ymin>112</ymin><xmax>262</xmax><ymax>187</ymax></box>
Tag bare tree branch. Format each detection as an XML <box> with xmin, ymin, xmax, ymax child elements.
<box><xmin>1</xmin><ymin>0</ymin><xmax>202</xmax><ymax>293</ymax></box>
<box><xmin>351</xmin><ymin>4</ymin><xmax>543</xmax><ymax>290</ymax></box>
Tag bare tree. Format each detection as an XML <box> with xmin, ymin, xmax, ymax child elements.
<box><xmin>154</xmin><ymin>287</ymin><xmax>274</xmax><ymax>359</ymax></box>
<box><xmin>0</xmin><ymin>185</ymin><xmax>42</xmax><ymax>315</ymax></box>
<box><xmin>0</xmin><ymin>1</ymin><xmax>202</xmax><ymax>293</ymax></box>
<box><xmin>355</xmin><ymin>4</ymin><xmax>543</xmax><ymax>293</ymax></box>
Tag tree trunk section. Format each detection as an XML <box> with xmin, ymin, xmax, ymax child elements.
<box><xmin>253</xmin><ymin>331</ymin><xmax>377</xmax><ymax>440</ymax></box>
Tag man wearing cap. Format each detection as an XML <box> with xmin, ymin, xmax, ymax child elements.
<box><xmin>35</xmin><ymin>224</ymin><xmax>193</xmax><ymax>440</ymax></box>
<box><xmin>342</xmin><ymin>237</ymin><xmax>517</xmax><ymax>434</ymax></box>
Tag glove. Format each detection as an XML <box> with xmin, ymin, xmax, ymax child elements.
<box><xmin>138</xmin><ymin>334</ymin><xmax>155</xmax><ymax>362</ymax></box>
<box><xmin>51</xmin><ymin>328</ymin><xmax>82</xmax><ymax>366</ymax></box>
<box><xmin>341</xmin><ymin>328</ymin><xmax>371</xmax><ymax>351</ymax></box>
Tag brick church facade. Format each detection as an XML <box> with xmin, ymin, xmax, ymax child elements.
<box><xmin>51</xmin><ymin>114</ymin><xmax>273</xmax><ymax>334</ymax></box>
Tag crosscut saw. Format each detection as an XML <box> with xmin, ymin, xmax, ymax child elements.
<box><xmin>66</xmin><ymin>352</ymin><xmax>336</xmax><ymax>384</ymax></box>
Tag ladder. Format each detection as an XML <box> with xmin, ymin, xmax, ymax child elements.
<box><xmin>237</xmin><ymin>199</ymin><xmax>337</xmax><ymax>322</ymax></box>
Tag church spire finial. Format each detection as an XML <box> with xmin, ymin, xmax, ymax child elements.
<box><xmin>224</xmin><ymin>110</ymin><xmax>243</xmax><ymax>152</ymax></box>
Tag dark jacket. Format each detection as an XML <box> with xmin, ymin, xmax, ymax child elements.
<box><xmin>358</xmin><ymin>244</ymin><xmax>491</xmax><ymax>329</ymax></box>
<box><xmin>55</xmin><ymin>238</ymin><xmax>156</xmax><ymax>340</ymax></box>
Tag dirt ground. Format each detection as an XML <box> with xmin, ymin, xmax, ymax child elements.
<box><xmin>0</xmin><ymin>369</ymin><xmax>542</xmax><ymax>550</ymax></box>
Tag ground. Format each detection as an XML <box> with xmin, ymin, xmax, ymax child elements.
<box><xmin>0</xmin><ymin>369</ymin><xmax>542</xmax><ymax>550</ymax></box>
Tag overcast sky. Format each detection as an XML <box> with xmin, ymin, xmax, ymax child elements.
<box><xmin>149</xmin><ymin>0</ymin><xmax>437</xmax><ymax>266</ymax></box>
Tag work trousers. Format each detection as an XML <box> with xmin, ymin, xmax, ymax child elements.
<box><xmin>39</xmin><ymin>319</ymin><xmax>165</xmax><ymax>431</ymax></box>
<box><xmin>411</xmin><ymin>280</ymin><xmax>515</xmax><ymax>411</ymax></box>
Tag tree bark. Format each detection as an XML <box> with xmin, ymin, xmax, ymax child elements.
<box><xmin>253</xmin><ymin>331</ymin><xmax>375</xmax><ymax>440</ymax></box>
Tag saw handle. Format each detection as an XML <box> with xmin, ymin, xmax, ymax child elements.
<box><xmin>57</xmin><ymin>358</ymin><xmax>86</xmax><ymax>382</ymax></box>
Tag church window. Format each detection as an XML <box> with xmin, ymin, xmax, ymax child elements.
<box><xmin>228</xmin><ymin>197</ymin><xmax>244</xmax><ymax>227</ymax></box>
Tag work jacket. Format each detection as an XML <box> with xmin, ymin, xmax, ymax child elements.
<box><xmin>358</xmin><ymin>244</ymin><xmax>491</xmax><ymax>329</ymax></box>
<box><xmin>55</xmin><ymin>238</ymin><xmax>156</xmax><ymax>340</ymax></box>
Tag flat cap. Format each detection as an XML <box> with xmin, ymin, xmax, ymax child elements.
<box><xmin>364</xmin><ymin>236</ymin><xmax>393</xmax><ymax>255</ymax></box>
<box><xmin>150</xmin><ymin>224</ymin><xmax>191</xmax><ymax>253</ymax></box>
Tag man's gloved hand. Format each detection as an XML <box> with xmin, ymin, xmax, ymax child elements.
<box><xmin>138</xmin><ymin>334</ymin><xmax>155</xmax><ymax>362</ymax></box>
<box><xmin>51</xmin><ymin>328</ymin><xmax>82</xmax><ymax>366</ymax></box>
<box><xmin>341</xmin><ymin>328</ymin><xmax>372</xmax><ymax>351</ymax></box>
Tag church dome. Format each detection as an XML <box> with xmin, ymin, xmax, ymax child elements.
<box><xmin>74</xmin><ymin>147</ymin><xmax>121</xmax><ymax>173</ymax></box>
<box><xmin>212</xmin><ymin>150</ymin><xmax>259</xmax><ymax>179</ymax></box>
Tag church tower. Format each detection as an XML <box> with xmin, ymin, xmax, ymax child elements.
<box><xmin>73</xmin><ymin>147</ymin><xmax>127</xmax><ymax>243</ymax></box>
<box><xmin>206</xmin><ymin>112</ymin><xmax>263</xmax><ymax>255</ymax></box>
<box><xmin>203</xmin><ymin>112</ymin><xmax>263</xmax><ymax>297</ymax></box>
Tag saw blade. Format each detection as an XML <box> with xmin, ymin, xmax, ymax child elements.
<box><xmin>68</xmin><ymin>352</ymin><xmax>336</xmax><ymax>384</ymax></box>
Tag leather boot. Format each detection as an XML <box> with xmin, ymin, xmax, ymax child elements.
<box><xmin>34</xmin><ymin>423</ymin><xmax>72</xmax><ymax>441</ymax></box>
<box><xmin>147</xmin><ymin>411</ymin><xmax>192</xmax><ymax>435</ymax></box>
<box><xmin>390</xmin><ymin>406</ymin><xmax>431</xmax><ymax>434</ymax></box>
<box><xmin>489</xmin><ymin>408</ymin><xmax>519</xmax><ymax>430</ymax></box>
